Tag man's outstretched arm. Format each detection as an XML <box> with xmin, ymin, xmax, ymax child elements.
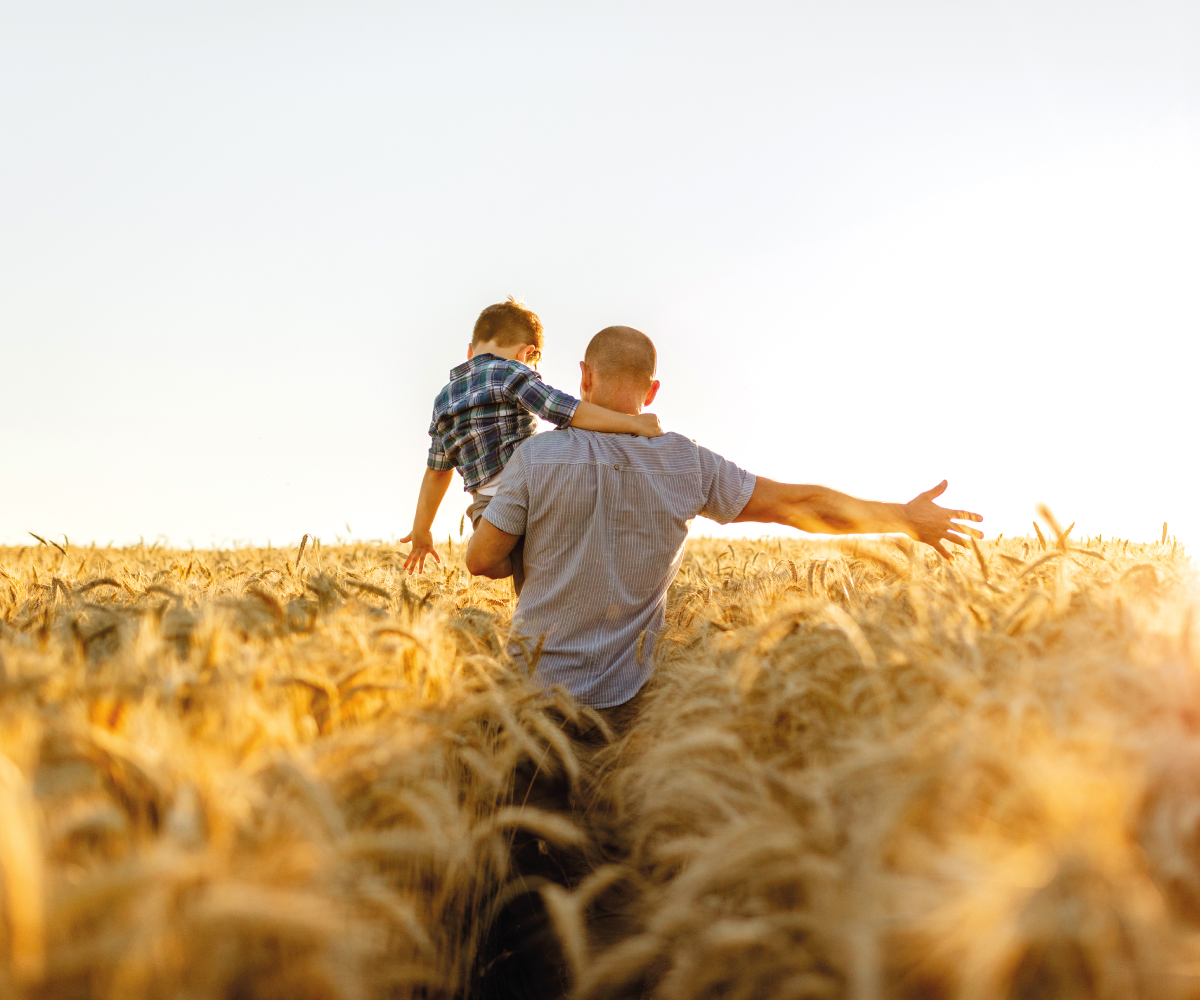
<box><xmin>733</xmin><ymin>478</ymin><xmax>982</xmax><ymax>559</ymax></box>
<box><xmin>465</xmin><ymin>518</ymin><xmax>520</xmax><ymax>578</ymax></box>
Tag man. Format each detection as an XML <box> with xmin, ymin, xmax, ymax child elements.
<box><xmin>465</xmin><ymin>326</ymin><xmax>982</xmax><ymax>728</ymax></box>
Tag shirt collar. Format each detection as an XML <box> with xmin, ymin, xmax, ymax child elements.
<box><xmin>449</xmin><ymin>354</ymin><xmax>493</xmax><ymax>379</ymax></box>
<box><xmin>450</xmin><ymin>353</ymin><xmax>526</xmax><ymax>379</ymax></box>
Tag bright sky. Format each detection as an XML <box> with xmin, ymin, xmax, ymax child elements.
<box><xmin>2</xmin><ymin>2</ymin><xmax>1197</xmax><ymax>549</ymax></box>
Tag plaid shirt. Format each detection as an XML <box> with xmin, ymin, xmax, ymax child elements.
<box><xmin>427</xmin><ymin>354</ymin><xmax>580</xmax><ymax>491</ymax></box>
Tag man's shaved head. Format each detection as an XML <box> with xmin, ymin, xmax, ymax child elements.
<box><xmin>583</xmin><ymin>326</ymin><xmax>657</xmax><ymax>387</ymax></box>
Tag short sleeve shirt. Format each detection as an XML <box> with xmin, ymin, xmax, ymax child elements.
<box><xmin>483</xmin><ymin>428</ymin><xmax>756</xmax><ymax>708</ymax></box>
<box><xmin>427</xmin><ymin>355</ymin><xmax>580</xmax><ymax>492</ymax></box>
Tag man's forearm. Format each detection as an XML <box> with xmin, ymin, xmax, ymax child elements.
<box><xmin>735</xmin><ymin>479</ymin><xmax>911</xmax><ymax>537</ymax></box>
<box><xmin>788</xmin><ymin>484</ymin><xmax>910</xmax><ymax>536</ymax></box>
<box><xmin>733</xmin><ymin>476</ymin><xmax>983</xmax><ymax>557</ymax></box>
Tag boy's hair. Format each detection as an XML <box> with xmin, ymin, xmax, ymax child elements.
<box><xmin>472</xmin><ymin>297</ymin><xmax>544</xmax><ymax>359</ymax></box>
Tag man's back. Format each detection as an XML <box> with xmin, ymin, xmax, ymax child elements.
<box><xmin>482</xmin><ymin>428</ymin><xmax>755</xmax><ymax>708</ymax></box>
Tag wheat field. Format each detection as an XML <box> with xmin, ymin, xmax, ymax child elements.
<box><xmin>0</xmin><ymin>527</ymin><xmax>1196</xmax><ymax>999</ymax></box>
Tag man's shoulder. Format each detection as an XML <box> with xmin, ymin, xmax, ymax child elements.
<box><xmin>517</xmin><ymin>428</ymin><xmax>703</xmax><ymax>465</ymax></box>
<box><xmin>662</xmin><ymin>430</ymin><xmax>701</xmax><ymax>449</ymax></box>
<box><xmin>511</xmin><ymin>427</ymin><xmax>577</xmax><ymax>456</ymax></box>
<box><xmin>521</xmin><ymin>428</ymin><xmax>700</xmax><ymax>446</ymax></box>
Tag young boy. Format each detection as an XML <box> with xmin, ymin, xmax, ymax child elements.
<box><xmin>401</xmin><ymin>298</ymin><xmax>662</xmax><ymax>589</ymax></box>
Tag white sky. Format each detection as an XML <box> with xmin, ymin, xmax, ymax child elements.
<box><xmin>2</xmin><ymin>2</ymin><xmax>1197</xmax><ymax>549</ymax></box>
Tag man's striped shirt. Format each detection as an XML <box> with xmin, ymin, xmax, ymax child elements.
<box><xmin>483</xmin><ymin>428</ymin><xmax>756</xmax><ymax>708</ymax></box>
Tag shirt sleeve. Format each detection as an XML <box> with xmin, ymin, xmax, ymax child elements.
<box><xmin>502</xmin><ymin>367</ymin><xmax>580</xmax><ymax>428</ymax></box>
<box><xmin>696</xmin><ymin>445</ymin><xmax>757</xmax><ymax>524</ymax></box>
<box><xmin>479</xmin><ymin>445</ymin><xmax>530</xmax><ymax>536</ymax></box>
<box><xmin>427</xmin><ymin>416</ymin><xmax>455</xmax><ymax>472</ymax></box>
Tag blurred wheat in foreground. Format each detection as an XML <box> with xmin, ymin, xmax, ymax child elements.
<box><xmin>0</xmin><ymin>531</ymin><xmax>1197</xmax><ymax>1000</ymax></box>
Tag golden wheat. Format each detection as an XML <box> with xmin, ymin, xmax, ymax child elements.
<box><xmin>0</xmin><ymin>531</ymin><xmax>1195</xmax><ymax>1000</ymax></box>
<box><xmin>580</xmin><ymin>534</ymin><xmax>1199</xmax><ymax>1000</ymax></box>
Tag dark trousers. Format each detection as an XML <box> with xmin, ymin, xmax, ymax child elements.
<box><xmin>595</xmin><ymin>684</ymin><xmax>647</xmax><ymax>740</ymax></box>
<box><xmin>466</xmin><ymin>491</ymin><xmax>525</xmax><ymax>595</ymax></box>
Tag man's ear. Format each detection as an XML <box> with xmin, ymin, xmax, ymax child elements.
<box><xmin>579</xmin><ymin>361</ymin><xmax>594</xmax><ymax>398</ymax></box>
<box><xmin>644</xmin><ymin>379</ymin><xmax>661</xmax><ymax>407</ymax></box>
<box><xmin>467</xmin><ymin>342</ymin><xmax>475</xmax><ymax>360</ymax></box>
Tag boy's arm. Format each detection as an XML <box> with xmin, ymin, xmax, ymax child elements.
<box><xmin>506</xmin><ymin>368</ymin><xmax>663</xmax><ymax>438</ymax></box>
<box><xmin>569</xmin><ymin>400</ymin><xmax>663</xmax><ymax>438</ymax></box>
<box><xmin>401</xmin><ymin>467</ymin><xmax>455</xmax><ymax>574</ymax></box>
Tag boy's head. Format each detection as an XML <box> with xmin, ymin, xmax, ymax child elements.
<box><xmin>471</xmin><ymin>297</ymin><xmax>544</xmax><ymax>365</ymax></box>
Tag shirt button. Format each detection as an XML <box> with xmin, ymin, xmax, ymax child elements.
<box><xmin>614</xmin><ymin>464</ymin><xmax>620</xmax><ymax>470</ymax></box>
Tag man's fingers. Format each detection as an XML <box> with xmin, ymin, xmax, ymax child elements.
<box><xmin>945</xmin><ymin>532</ymin><xmax>970</xmax><ymax>548</ymax></box>
<box><xmin>952</xmin><ymin>522</ymin><xmax>985</xmax><ymax>540</ymax></box>
<box><xmin>950</xmin><ymin>510</ymin><xmax>983</xmax><ymax>523</ymax></box>
<box><xmin>399</xmin><ymin>533</ymin><xmax>412</xmax><ymax>544</ymax></box>
<box><xmin>931</xmin><ymin>540</ymin><xmax>950</xmax><ymax>559</ymax></box>
<box><xmin>432</xmin><ymin>550</ymin><xmax>442</xmax><ymax>565</ymax></box>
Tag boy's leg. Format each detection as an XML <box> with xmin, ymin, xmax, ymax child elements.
<box><xmin>468</xmin><ymin>493</ymin><xmax>526</xmax><ymax>595</ymax></box>
<box><xmin>466</xmin><ymin>493</ymin><xmax>491</xmax><ymax>531</ymax></box>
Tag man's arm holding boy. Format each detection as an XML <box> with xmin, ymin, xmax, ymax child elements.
<box><xmin>463</xmin><ymin>448</ymin><xmax>529</xmax><ymax>580</ymax></box>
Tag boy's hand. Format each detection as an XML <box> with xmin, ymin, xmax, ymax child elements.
<box><xmin>400</xmin><ymin>529</ymin><xmax>441</xmax><ymax>575</ymax></box>
<box><xmin>633</xmin><ymin>412</ymin><xmax>664</xmax><ymax>438</ymax></box>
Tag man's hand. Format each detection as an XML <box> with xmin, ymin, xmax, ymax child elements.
<box><xmin>633</xmin><ymin>412</ymin><xmax>664</xmax><ymax>438</ymax></box>
<box><xmin>400</xmin><ymin>528</ymin><xmax>440</xmax><ymax>575</ymax></box>
<box><xmin>901</xmin><ymin>480</ymin><xmax>983</xmax><ymax>559</ymax></box>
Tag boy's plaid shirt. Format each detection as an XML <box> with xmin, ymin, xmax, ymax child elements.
<box><xmin>427</xmin><ymin>354</ymin><xmax>580</xmax><ymax>492</ymax></box>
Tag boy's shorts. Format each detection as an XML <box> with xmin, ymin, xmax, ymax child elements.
<box><xmin>466</xmin><ymin>492</ymin><xmax>525</xmax><ymax>595</ymax></box>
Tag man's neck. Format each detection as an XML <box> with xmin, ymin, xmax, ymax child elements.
<box><xmin>583</xmin><ymin>390</ymin><xmax>642</xmax><ymax>416</ymax></box>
